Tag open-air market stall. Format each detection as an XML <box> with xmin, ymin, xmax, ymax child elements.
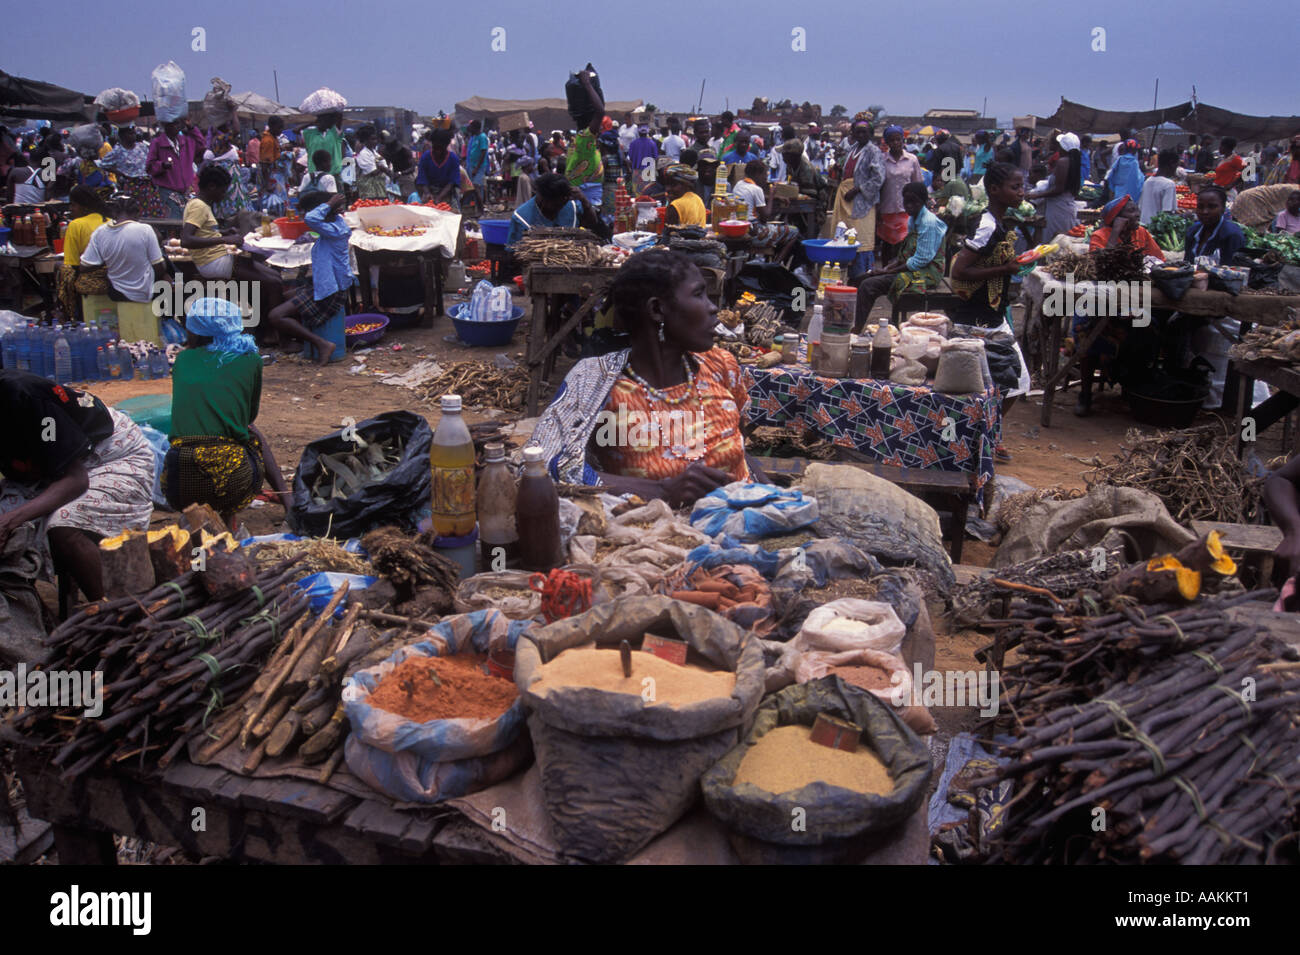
<box><xmin>346</xmin><ymin>203</ymin><xmax>462</xmax><ymax>322</ymax></box>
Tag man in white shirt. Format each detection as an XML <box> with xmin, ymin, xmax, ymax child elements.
<box><xmin>77</xmin><ymin>196</ymin><xmax>167</xmax><ymax>304</ymax></box>
<box><xmin>618</xmin><ymin>112</ymin><xmax>638</xmax><ymax>161</ymax></box>
<box><xmin>661</xmin><ymin>119</ymin><xmax>685</xmax><ymax>161</ymax></box>
<box><xmin>1138</xmin><ymin>148</ymin><xmax>1180</xmax><ymax>225</ymax></box>
<box><xmin>730</xmin><ymin>159</ymin><xmax>769</xmax><ymax>220</ymax></box>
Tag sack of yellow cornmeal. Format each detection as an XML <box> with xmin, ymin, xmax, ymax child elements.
<box><xmin>733</xmin><ymin>724</ymin><xmax>894</xmax><ymax>795</ymax></box>
<box><xmin>530</xmin><ymin>648</ymin><xmax>736</xmax><ymax>705</ymax></box>
<box><xmin>516</xmin><ymin>595</ymin><xmax>765</xmax><ymax>863</ymax></box>
<box><xmin>701</xmin><ymin>676</ymin><xmax>931</xmax><ymax>864</ymax></box>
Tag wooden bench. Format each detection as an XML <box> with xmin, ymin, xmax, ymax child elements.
<box><xmin>1190</xmin><ymin>520</ymin><xmax>1282</xmax><ymax>587</ymax></box>
<box><xmin>753</xmin><ymin>454</ymin><xmax>975</xmax><ymax>562</ymax></box>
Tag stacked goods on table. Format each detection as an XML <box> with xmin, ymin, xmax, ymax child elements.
<box><xmin>957</xmin><ymin>586</ymin><xmax>1299</xmax><ymax>864</ymax></box>
<box><xmin>1238</xmin><ymin>225</ymin><xmax>1300</xmax><ymax>265</ymax></box>
<box><xmin>1042</xmin><ymin>245</ymin><xmax>1145</xmax><ymax>282</ymax></box>
<box><xmin>195</xmin><ymin>584</ymin><xmax>371</xmax><ymax>783</ymax></box>
<box><xmin>365</xmin><ymin>226</ymin><xmax>427</xmax><ymax>238</ymax></box>
<box><xmin>701</xmin><ymin>679</ymin><xmax>930</xmax><ymax>864</ymax></box>
<box><xmin>1176</xmin><ymin>183</ymin><xmax>1198</xmax><ymax>210</ymax></box>
<box><xmin>511</xmin><ymin>228</ymin><xmax>604</xmax><ymax>267</ymax></box>
<box><xmin>1231</xmin><ymin>313</ymin><xmax>1300</xmax><ymax>363</ymax></box>
<box><xmin>1080</xmin><ymin>424</ymin><xmax>1265</xmax><ymax>525</ymax></box>
<box><xmin>514</xmin><ymin>596</ymin><xmax>766</xmax><ymax>862</ymax></box>
<box><xmin>7</xmin><ymin>553</ymin><xmax>311</xmax><ymax>777</ymax></box>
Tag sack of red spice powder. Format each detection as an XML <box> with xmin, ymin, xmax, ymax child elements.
<box><xmin>342</xmin><ymin>608</ymin><xmax>535</xmax><ymax>804</ymax></box>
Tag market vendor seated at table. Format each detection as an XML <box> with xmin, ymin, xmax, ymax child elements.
<box><xmin>164</xmin><ymin>297</ymin><xmax>289</xmax><ymax>531</ymax></box>
<box><xmin>77</xmin><ymin>194</ymin><xmax>168</xmax><ymax>304</ymax></box>
<box><xmin>854</xmin><ymin>182</ymin><xmax>947</xmax><ymax>333</ymax></box>
<box><xmin>1272</xmin><ymin>190</ymin><xmax>1300</xmax><ymax>234</ymax></box>
<box><xmin>531</xmin><ymin>249</ymin><xmax>766</xmax><ymax>507</ymax></box>
<box><xmin>1185</xmin><ymin>185</ymin><xmax>1249</xmax><ymax>409</ymax></box>
<box><xmin>733</xmin><ymin>160</ymin><xmax>802</xmax><ymax>265</ymax></box>
<box><xmin>57</xmin><ymin>185</ymin><xmax>108</xmax><ymax>317</ymax></box>
<box><xmin>505</xmin><ymin>172</ymin><xmax>600</xmax><ymax>250</ymax></box>
<box><xmin>663</xmin><ymin>164</ymin><xmax>707</xmax><ymax>227</ymax></box>
<box><xmin>1072</xmin><ymin>195</ymin><xmax>1166</xmax><ymax>417</ymax></box>
<box><xmin>0</xmin><ymin>370</ymin><xmax>154</xmax><ymax>602</ymax></box>
<box><xmin>182</xmin><ymin>166</ymin><xmax>283</xmax><ymax>309</ymax></box>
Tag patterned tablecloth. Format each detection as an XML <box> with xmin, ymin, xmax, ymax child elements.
<box><xmin>743</xmin><ymin>362</ymin><xmax>1002</xmax><ymax>507</ymax></box>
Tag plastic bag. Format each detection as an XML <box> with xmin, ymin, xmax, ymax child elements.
<box><xmin>67</xmin><ymin>124</ymin><xmax>104</xmax><ymax>157</ymax></box>
<box><xmin>516</xmin><ymin>595</ymin><xmax>765</xmax><ymax>862</ymax></box>
<box><xmin>151</xmin><ymin>61</ymin><xmax>187</xmax><ymax>123</ymax></box>
<box><xmin>467</xmin><ymin>280</ymin><xmax>512</xmax><ymax>323</ymax></box>
<box><xmin>689</xmin><ymin>482</ymin><xmax>819</xmax><ymax>540</ymax></box>
<box><xmin>796</xmin><ymin>598</ymin><xmax>906</xmax><ymax>655</ymax></box>
<box><xmin>288</xmin><ymin>410</ymin><xmax>432</xmax><ymax>539</ymax></box>
<box><xmin>951</xmin><ymin>322</ymin><xmax>1021</xmax><ymax>394</ymax></box>
<box><xmin>564</xmin><ymin>64</ymin><xmax>605</xmax><ymax>127</ymax></box>
<box><xmin>299</xmin><ymin>87</ymin><xmax>348</xmax><ymax>114</ymax></box>
<box><xmin>343</xmin><ymin>609</ymin><xmax>533</xmax><ymax>804</ymax></box>
<box><xmin>94</xmin><ymin>88</ymin><xmax>140</xmax><ymax>112</ymax></box>
<box><xmin>136</xmin><ymin>424</ymin><xmax>172</xmax><ymax>508</ymax></box>
<box><xmin>699</xmin><ymin>677</ymin><xmax>932</xmax><ymax>863</ymax></box>
<box><xmin>297</xmin><ymin>571</ymin><xmax>379</xmax><ymax>617</ymax></box>
<box><xmin>202</xmin><ymin>77</ymin><xmax>236</xmax><ymax>128</ymax></box>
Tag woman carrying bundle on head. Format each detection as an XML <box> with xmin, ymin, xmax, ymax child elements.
<box><xmin>164</xmin><ymin>297</ymin><xmax>289</xmax><ymax>531</ymax></box>
<box><xmin>531</xmin><ymin>249</ymin><xmax>766</xmax><ymax>508</ymax></box>
<box><xmin>1027</xmin><ymin>132</ymin><xmax>1083</xmax><ymax>240</ymax></box>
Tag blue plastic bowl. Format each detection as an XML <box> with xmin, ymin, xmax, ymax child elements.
<box><xmin>0</xmin><ymin>226</ymin><xmax>11</xmax><ymax>246</ymax></box>
<box><xmin>802</xmin><ymin>239</ymin><xmax>862</xmax><ymax>264</ymax></box>
<box><xmin>479</xmin><ymin>219</ymin><xmax>510</xmax><ymax>247</ymax></box>
<box><xmin>449</xmin><ymin>303</ymin><xmax>524</xmax><ymax>347</ymax></box>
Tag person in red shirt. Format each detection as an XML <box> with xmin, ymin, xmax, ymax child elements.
<box><xmin>1213</xmin><ymin>137</ymin><xmax>1246</xmax><ymax>189</ymax></box>
<box><xmin>1089</xmin><ymin>194</ymin><xmax>1165</xmax><ymax>258</ymax></box>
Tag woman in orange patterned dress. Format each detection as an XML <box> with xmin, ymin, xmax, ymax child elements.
<box><xmin>531</xmin><ymin>249</ymin><xmax>766</xmax><ymax>508</ymax></box>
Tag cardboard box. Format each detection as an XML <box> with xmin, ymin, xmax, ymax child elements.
<box><xmin>771</xmin><ymin>182</ymin><xmax>801</xmax><ymax>200</ymax></box>
<box><xmin>499</xmin><ymin>111</ymin><xmax>530</xmax><ymax>133</ymax></box>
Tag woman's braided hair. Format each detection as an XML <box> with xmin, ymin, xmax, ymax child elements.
<box><xmin>608</xmin><ymin>249</ymin><xmax>698</xmax><ymax>333</ymax></box>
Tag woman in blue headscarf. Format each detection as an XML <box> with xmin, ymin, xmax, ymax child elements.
<box><xmin>163</xmin><ymin>297</ymin><xmax>288</xmax><ymax>527</ymax></box>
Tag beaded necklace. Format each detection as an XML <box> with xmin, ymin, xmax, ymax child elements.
<box><xmin>624</xmin><ymin>355</ymin><xmax>709</xmax><ymax>461</ymax></box>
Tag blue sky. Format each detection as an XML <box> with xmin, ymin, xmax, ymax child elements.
<box><xmin>7</xmin><ymin>0</ymin><xmax>1297</xmax><ymax>121</ymax></box>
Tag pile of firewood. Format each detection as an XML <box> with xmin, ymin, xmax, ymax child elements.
<box><xmin>7</xmin><ymin>559</ymin><xmax>310</xmax><ymax>778</ymax></box>
<box><xmin>963</xmin><ymin>587</ymin><xmax>1300</xmax><ymax>864</ymax></box>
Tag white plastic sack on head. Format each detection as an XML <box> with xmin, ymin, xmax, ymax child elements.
<box><xmin>67</xmin><ymin>125</ymin><xmax>104</xmax><ymax>157</ymax></box>
<box><xmin>151</xmin><ymin>61</ymin><xmax>187</xmax><ymax>122</ymax></box>
<box><xmin>299</xmin><ymin>88</ymin><xmax>348</xmax><ymax>114</ymax></box>
<box><xmin>795</xmin><ymin>598</ymin><xmax>905</xmax><ymax>655</ymax></box>
<box><xmin>94</xmin><ymin>88</ymin><xmax>140</xmax><ymax>112</ymax></box>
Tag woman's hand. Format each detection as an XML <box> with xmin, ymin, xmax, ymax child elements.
<box><xmin>844</xmin><ymin>187</ymin><xmax>861</xmax><ymax>202</ymax></box>
<box><xmin>0</xmin><ymin>510</ymin><xmax>24</xmax><ymax>552</ymax></box>
<box><xmin>658</xmin><ymin>463</ymin><xmax>731</xmax><ymax>509</ymax></box>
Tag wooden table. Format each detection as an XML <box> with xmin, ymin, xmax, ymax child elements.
<box><xmin>523</xmin><ymin>264</ymin><xmax>725</xmax><ymax>416</ymax></box>
<box><xmin>1191</xmin><ymin>518</ymin><xmax>1282</xmax><ymax>587</ymax></box>
<box><xmin>1022</xmin><ymin>267</ymin><xmax>1300</xmax><ymax>426</ymax></box>
<box><xmin>353</xmin><ymin>247</ymin><xmax>445</xmax><ymax>326</ymax></box>
<box><xmin>1233</xmin><ymin>357</ymin><xmax>1300</xmax><ymax>458</ymax></box>
<box><xmin>15</xmin><ymin>748</ymin><xmax>452</xmax><ymax>865</ymax></box>
<box><xmin>769</xmin><ymin>196</ymin><xmax>820</xmax><ymax>238</ymax></box>
<box><xmin>0</xmin><ymin>248</ymin><xmax>61</xmax><ymax>316</ymax></box>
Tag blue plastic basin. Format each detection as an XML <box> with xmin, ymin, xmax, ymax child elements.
<box><xmin>802</xmin><ymin>239</ymin><xmax>862</xmax><ymax>264</ymax></box>
<box><xmin>479</xmin><ymin>219</ymin><xmax>510</xmax><ymax>246</ymax></box>
<box><xmin>449</xmin><ymin>303</ymin><xmax>524</xmax><ymax>347</ymax></box>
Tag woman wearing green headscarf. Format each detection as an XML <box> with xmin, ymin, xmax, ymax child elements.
<box><xmin>164</xmin><ymin>297</ymin><xmax>288</xmax><ymax>529</ymax></box>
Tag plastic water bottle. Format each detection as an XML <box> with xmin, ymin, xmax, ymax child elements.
<box><xmin>96</xmin><ymin>346</ymin><xmax>109</xmax><ymax>380</ymax></box>
<box><xmin>106</xmin><ymin>343</ymin><xmax>122</xmax><ymax>380</ymax></box>
<box><xmin>53</xmin><ymin>331</ymin><xmax>72</xmax><ymax>384</ymax></box>
<box><xmin>149</xmin><ymin>348</ymin><xmax>169</xmax><ymax>380</ymax></box>
<box><xmin>1</xmin><ymin>328</ymin><xmax>17</xmax><ymax>370</ymax></box>
<box><xmin>118</xmin><ymin>342</ymin><xmax>135</xmax><ymax>380</ymax></box>
<box><xmin>17</xmin><ymin>324</ymin><xmax>33</xmax><ymax>372</ymax></box>
<box><xmin>39</xmin><ymin>325</ymin><xmax>55</xmax><ymax>379</ymax></box>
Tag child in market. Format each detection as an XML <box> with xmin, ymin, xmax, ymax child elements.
<box><xmin>298</xmin><ymin>150</ymin><xmax>338</xmax><ymax>194</ymax></box>
<box><xmin>264</xmin><ymin>190</ymin><xmax>351</xmax><ymax>365</ymax></box>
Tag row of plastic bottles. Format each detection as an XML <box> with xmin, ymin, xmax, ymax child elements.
<box><xmin>1</xmin><ymin>321</ymin><xmax>170</xmax><ymax>383</ymax></box>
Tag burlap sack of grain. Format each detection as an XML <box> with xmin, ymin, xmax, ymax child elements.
<box><xmin>993</xmin><ymin>484</ymin><xmax>1194</xmax><ymax>568</ymax></box>
<box><xmin>516</xmin><ymin>595</ymin><xmax>765</xmax><ymax>862</ymax></box>
<box><xmin>797</xmin><ymin>463</ymin><xmax>955</xmax><ymax>594</ymax></box>
<box><xmin>1230</xmin><ymin>185</ymin><xmax>1298</xmax><ymax>229</ymax></box>
<box><xmin>700</xmin><ymin>677</ymin><xmax>931</xmax><ymax>864</ymax></box>
<box><xmin>342</xmin><ymin>609</ymin><xmax>533</xmax><ymax>804</ymax></box>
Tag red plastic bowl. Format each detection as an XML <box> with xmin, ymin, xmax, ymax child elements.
<box><xmin>717</xmin><ymin>220</ymin><xmax>750</xmax><ymax>238</ymax></box>
<box><xmin>275</xmin><ymin>217</ymin><xmax>310</xmax><ymax>240</ymax></box>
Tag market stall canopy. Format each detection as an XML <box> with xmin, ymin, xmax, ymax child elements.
<box><xmin>1035</xmin><ymin>98</ymin><xmax>1300</xmax><ymax>142</ymax></box>
<box><xmin>455</xmin><ymin>96</ymin><xmax>643</xmax><ymax>134</ymax></box>
<box><xmin>0</xmin><ymin>70</ymin><xmax>94</xmax><ymax>121</ymax></box>
<box><xmin>229</xmin><ymin>91</ymin><xmax>307</xmax><ymax>120</ymax></box>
